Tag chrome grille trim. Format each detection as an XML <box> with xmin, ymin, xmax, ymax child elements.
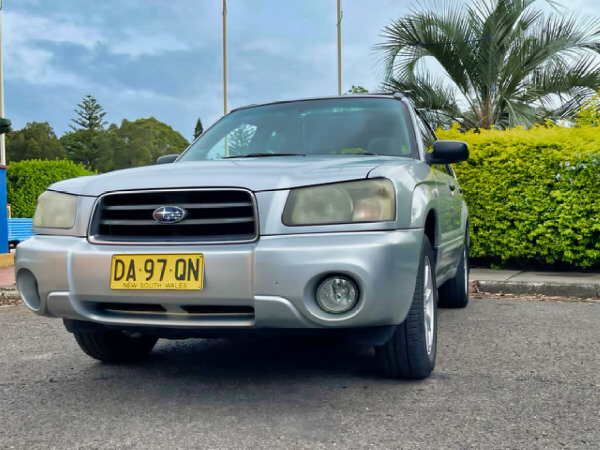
<box><xmin>88</xmin><ymin>188</ymin><xmax>259</xmax><ymax>245</ymax></box>
<box><xmin>99</xmin><ymin>217</ymin><xmax>254</xmax><ymax>226</ymax></box>
<box><xmin>103</xmin><ymin>202</ymin><xmax>252</xmax><ymax>211</ymax></box>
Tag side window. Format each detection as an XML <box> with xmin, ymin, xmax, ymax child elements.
<box><xmin>414</xmin><ymin>114</ymin><xmax>435</xmax><ymax>152</ymax></box>
<box><xmin>205</xmin><ymin>123</ymin><xmax>258</xmax><ymax>159</ymax></box>
<box><xmin>415</xmin><ymin>114</ymin><xmax>449</xmax><ymax>174</ymax></box>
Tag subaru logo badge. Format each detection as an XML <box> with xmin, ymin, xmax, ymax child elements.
<box><xmin>152</xmin><ymin>206</ymin><xmax>187</xmax><ymax>224</ymax></box>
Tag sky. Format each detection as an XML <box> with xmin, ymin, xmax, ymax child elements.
<box><xmin>2</xmin><ymin>0</ymin><xmax>597</xmax><ymax>141</ymax></box>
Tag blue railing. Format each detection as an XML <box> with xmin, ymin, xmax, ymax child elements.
<box><xmin>8</xmin><ymin>218</ymin><xmax>34</xmax><ymax>244</ymax></box>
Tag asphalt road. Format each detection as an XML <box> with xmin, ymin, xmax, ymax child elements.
<box><xmin>1</xmin><ymin>298</ymin><xmax>599</xmax><ymax>449</ymax></box>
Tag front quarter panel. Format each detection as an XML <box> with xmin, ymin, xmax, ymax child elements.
<box><xmin>368</xmin><ymin>160</ymin><xmax>436</xmax><ymax>230</ymax></box>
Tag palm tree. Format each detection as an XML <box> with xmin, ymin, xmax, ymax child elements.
<box><xmin>377</xmin><ymin>0</ymin><xmax>600</xmax><ymax>129</ymax></box>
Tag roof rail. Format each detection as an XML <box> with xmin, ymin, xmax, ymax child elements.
<box><xmin>393</xmin><ymin>91</ymin><xmax>413</xmax><ymax>99</ymax></box>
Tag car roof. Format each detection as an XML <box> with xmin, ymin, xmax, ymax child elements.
<box><xmin>229</xmin><ymin>93</ymin><xmax>408</xmax><ymax>113</ymax></box>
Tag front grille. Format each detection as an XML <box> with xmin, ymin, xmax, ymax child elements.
<box><xmin>89</xmin><ymin>189</ymin><xmax>257</xmax><ymax>243</ymax></box>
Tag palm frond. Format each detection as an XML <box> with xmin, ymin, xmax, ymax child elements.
<box><xmin>376</xmin><ymin>0</ymin><xmax>600</xmax><ymax>129</ymax></box>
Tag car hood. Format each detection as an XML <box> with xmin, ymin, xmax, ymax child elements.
<box><xmin>50</xmin><ymin>156</ymin><xmax>413</xmax><ymax>196</ymax></box>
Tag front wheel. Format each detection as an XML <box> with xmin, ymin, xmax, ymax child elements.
<box><xmin>376</xmin><ymin>236</ymin><xmax>437</xmax><ymax>379</ymax></box>
<box><xmin>73</xmin><ymin>330</ymin><xmax>158</xmax><ymax>363</ymax></box>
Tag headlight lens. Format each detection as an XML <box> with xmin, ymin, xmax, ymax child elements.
<box><xmin>283</xmin><ymin>179</ymin><xmax>395</xmax><ymax>226</ymax></box>
<box><xmin>33</xmin><ymin>191</ymin><xmax>78</xmax><ymax>229</ymax></box>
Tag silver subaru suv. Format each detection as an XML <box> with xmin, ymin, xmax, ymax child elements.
<box><xmin>16</xmin><ymin>94</ymin><xmax>469</xmax><ymax>379</ymax></box>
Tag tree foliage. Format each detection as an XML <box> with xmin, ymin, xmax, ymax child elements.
<box><xmin>86</xmin><ymin>118</ymin><xmax>189</xmax><ymax>171</ymax></box>
<box><xmin>111</xmin><ymin>117</ymin><xmax>189</xmax><ymax>169</ymax></box>
<box><xmin>70</xmin><ymin>94</ymin><xmax>107</xmax><ymax>132</ymax></box>
<box><xmin>6</xmin><ymin>122</ymin><xmax>66</xmax><ymax>162</ymax></box>
<box><xmin>575</xmin><ymin>91</ymin><xmax>600</xmax><ymax>127</ymax></box>
<box><xmin>347</xmin><ymin>85</ymin><xmax>369</xmax><ymax>94</ymax></box>
<box><xmin>194</xmin><ymin>118</ymin><xmax>204</xmax><ymax>139</ymax></box>
<box><xmin>9</xmin><ymin>95</ymin><xmax>189</xmax><ymax>173</ymax></box>
<box><xmin>62</xmin><ymin>95</ymin><xmax>108</xmax><ymax>170</ymax></box>
<box><xmin>60</xmin><ymin>129</ymin><xmax>102</xmax><ymax>171</ymax></box>
<box><xmin>378</xmin><ymin>0</ymin><xmax>600</xmax><ymax>129</ymax></box>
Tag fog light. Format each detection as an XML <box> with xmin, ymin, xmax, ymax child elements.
<box><xmin>316</xmin><ymin>276</ymin><xmax>358</xmax><ymax>314</ymax></box>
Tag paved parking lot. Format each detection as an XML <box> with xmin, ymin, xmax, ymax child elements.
<box><xmin>1</xmin><ymin>297</ymin><xmax>599</xmax><ymax>449</ymax></box>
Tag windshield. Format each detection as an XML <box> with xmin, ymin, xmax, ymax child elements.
<box><xmin>178</xmin><ymin>98</ymin><xmax>417</xmax><ymax>161</ymax></box>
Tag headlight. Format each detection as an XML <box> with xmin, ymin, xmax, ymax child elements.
<box><xmin>33</xmin><ymin>191</ymin><xmax>78</xmax><ymax>229</ymax></box>
<box><xmin>283</xmin><ymin>179</ymin><xmax>395</xmax><ymax>226</ymax></box>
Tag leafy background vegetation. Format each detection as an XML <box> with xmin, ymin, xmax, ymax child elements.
<box><xmin>441</xmin><ymin>123</ymin><xmax>600</xmax><ymax>268</ymax></box>
<box><xmin>7</xmin><ymin>96</ymin><xmax>191</xmax><ymax>172</ymax></box>
<box><xmin>7</xmin><ymin>160</ymin><xmax>94</xmax><ymax>218</ymax></box>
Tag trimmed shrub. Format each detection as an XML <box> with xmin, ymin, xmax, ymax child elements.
<box><xmin>7</xmin><ymin>160</ymin><xmax>94</xmax><ymax>218</ymax></box>
<box><xmin>438</xmin><ymin>124</ymin><xmax>600</xmax><ymax>268</ymax></box>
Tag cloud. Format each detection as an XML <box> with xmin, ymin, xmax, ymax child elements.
<box><xmin>110</xmin><ymin>33</ymin><xmax>191</xmax><ymax>57</ymax></box>
<box><xmin>4</xmin><ymin>11</ymin><xmax>103</xmax><ymax>49</ymax></box>
<box><xmin>239</xmin><ymin>39</ymin><xmax>288</xmax><ymax>57</ymax></box>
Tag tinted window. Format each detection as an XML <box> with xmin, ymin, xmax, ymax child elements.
<box><xmin>179</xmin><ymin>98</ymin><xmax>418</xmax><ymax>161</ymax></box>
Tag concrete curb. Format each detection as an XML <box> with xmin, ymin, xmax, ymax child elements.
<box><xmin>473</xmin><ymin>280</ymin><xmax>599</xmax><ymax>298</ymax></box>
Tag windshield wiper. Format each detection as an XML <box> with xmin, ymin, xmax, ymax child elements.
<box><xmin>222</xmin><ymin>153</ymin><xmax>306</xmax><ymax>159</ymax></box>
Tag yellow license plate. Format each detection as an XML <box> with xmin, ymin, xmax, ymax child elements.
<box><xmin>110</xmin><ymin>254</ymin><xmax>204</xmax><ymax>290</ymax></box>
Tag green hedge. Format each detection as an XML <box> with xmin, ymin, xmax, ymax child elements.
<box><xmin>7</xmin><ymin>160</ymin><xmax>94</xmax><ymax>218</ymax></box>
<box><xmin>438</xmin><ymin>124</ymin><xmax>600</xmax><ymax>268</ymax></box>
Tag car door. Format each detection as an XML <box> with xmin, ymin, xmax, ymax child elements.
<box><xmin>436</xmin><ymin>163</ymin><xmax>464</xmax><ymax>268</ymax></box>
<box><xmin>415</xmin><ymin>115</ymin><xmax>463</xmax><ymax>277</ymax></box>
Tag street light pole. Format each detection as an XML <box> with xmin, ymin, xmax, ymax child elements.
<box><xmin>337</xmin><ymin>0</ymin><xmax>342</xmax><ymax>95</ymax></box>
<box><xmin>222</xmin><ymin>0</ymin><xmax>228</xmax><ymax>116</ymax></box>
<box><xmin>0</xmin><ymin>0</ymin><xmax>6</xmax><ymax>165</ymax></box>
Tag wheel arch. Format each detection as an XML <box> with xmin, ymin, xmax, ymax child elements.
<box><xmin>424</xmin><ymin>210</ymin><xmax>437</xmax><ymax>250</ymax></box>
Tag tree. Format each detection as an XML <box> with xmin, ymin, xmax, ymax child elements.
<box><xmin>70</xmin><ymin>94</ymin><xmax>107</xmax><ymax>132</ymax></box>
<box><xmin>377</xmin><ymin>0</ymin><xmax>600</xmax><ymax>129</ymax></box>
<box><xmin>193</xmin><ymin>118</ymin><xmax>204</xmax><ymax>139</ymax></box>
<box><xmin>6</xmin><ymin>122</ymin><xmax>66</xmax><ymax>162</ymax></box>
<box><xmin>63</xmin><ymin>95</ymin><xmax>108</xmax><ymax>170</ymax></box>
<box><xmin>347</xmin><ymin>85</ymin><xmax>369</xmax><ymax>94</ymax></box>
<box><xmin>60</xmin><ymin>129</ymin><xmax>103</xmax><ymax>170</ymax></box>
<box><xmin>96</xmin><ymin>117</ymin><xmax>189</xmax><ymax>171</ymax></box>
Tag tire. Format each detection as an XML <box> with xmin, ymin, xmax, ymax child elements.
<box><xmin>73</xmin><ymin>330</ymin><xmax>158</xmax><ymax>363</ymax></box>
<box><xmin>438</xmin><ymin>239</ymin><xmax>469</xmax><ymax>309</ymax></box>
<box><xmin>376</xmin><ymin>236</ymin><xmax>437</xmax><ymax>379</ymax></box>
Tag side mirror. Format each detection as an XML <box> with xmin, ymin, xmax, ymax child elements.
<box><xmin>428</xmin><ymin>140</ymin><xmax>469</xmax><ymax>164</ymax></box>
<box><xmin>156</xmin><ymin>154</ymin><xmax>179</xmax><ymax>165</ymax></box>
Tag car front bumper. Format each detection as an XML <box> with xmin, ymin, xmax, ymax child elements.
<box><xmin>15</xmin><ymin>230</ymin><xmax>422</xmax><ymax>329</ymax></box>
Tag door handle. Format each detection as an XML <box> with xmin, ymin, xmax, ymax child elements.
<box><xmin>448</xmin><ymin>183</ymin><xmax>456</xmax><ymax>191</ymax></box>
